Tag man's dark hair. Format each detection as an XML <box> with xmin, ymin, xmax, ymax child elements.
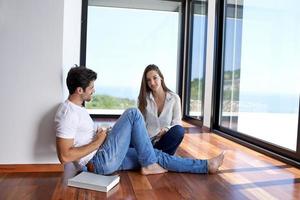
<box><xmin>66</xmin><ymin>65</ymin><xmax>97</xmax><ymax>95</ymax></box>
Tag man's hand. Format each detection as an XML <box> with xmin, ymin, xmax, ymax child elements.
<box><xmin>94</xmin><ymin>127</ymin><xmax>108</xmax><ymax>146</ymax></box>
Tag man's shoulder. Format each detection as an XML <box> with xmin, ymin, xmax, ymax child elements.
<box><xmin>55</xmin><ymin>101</ymin><xmax>81</xmax><ymax>138</ymax></box>
<box><xmin>55</xmin><ymin>101</ymin><xmax>80</xmax><ymax>122</ymax></box>
<box><xmin>56</xmin><ymin>100</ymin><xmax>72</xmax><ymax>115</ymax></box>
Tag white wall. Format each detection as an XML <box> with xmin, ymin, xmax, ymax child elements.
<box><xmin>0</xmin><ymin>0</ymin><xmax>81</xmax><ymax>164</ymax></box>
<box><xmin>62</xmin><ymin>0</ymin><xmax>82</xmax><ymax>100</ymax></box>
<box><xmin>203</xmin><ymin>0</ymin><xmax>216</xmax><ymax>128</ymax></box>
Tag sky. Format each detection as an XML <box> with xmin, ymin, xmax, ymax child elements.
<box><xmin>86</xmin><ymin>6</ymin><xmax>179</xmax><ymax>97</ymax></box>
<box><xmin>238</xmin><ymin>0</ymin><xmax>300</xmax><ymax>95</ymax></box>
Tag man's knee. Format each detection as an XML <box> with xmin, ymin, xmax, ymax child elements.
<box><xmin>123</xmin><ymin>108</ymin><xmax>142</xmax><ymax>119</ymax></box>
<box><xmin>123</xmin><ymin>107</ymin><xmax>137</xmax><ymax>115</ymax></box>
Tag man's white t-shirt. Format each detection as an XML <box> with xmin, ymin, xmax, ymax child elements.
<box><xmin>54</xmin><ymin>100</ymin><xmax>97</xmax><ymax>169</ymax></box>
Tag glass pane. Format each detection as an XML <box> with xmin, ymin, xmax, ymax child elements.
<box><xmin>85</xmin><ymin>1</ymin><xmax>181</xmax><ymax>114</ymax></box>
<box><xmin>220</xmin><ymin>0</ymin><xmax>300</xmax><ymax>151</ymax></box>
<box><xmin>188</xmin><ymin>0</ymin><xmax>207</xmax><ymax>119</ymax></box>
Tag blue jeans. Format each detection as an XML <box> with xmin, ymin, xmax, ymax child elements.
<box><xmin>90</xmin><ymin>108</ymin><xmax>208</xmax><ymax>175</ymax></box>
<box><xmin>154</xmin><ymin>125</ymin><xmax>184</xmax><ymax>155</ymax></box>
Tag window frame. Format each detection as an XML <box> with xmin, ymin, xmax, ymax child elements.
<box><xmin>182</xmin><ymin>0</ymin><xmax>208</xmax><ymax>125</ymax></box>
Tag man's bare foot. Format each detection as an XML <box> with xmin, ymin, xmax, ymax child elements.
<box><xmin>141</xmin><ymin>163</ymin><xmax>168</xmax><ymax>175</ymax></box>
<box><xmin>207</xmin><ymin>151</ymin><xmax>225</xmax><ymax>174</ymax></box>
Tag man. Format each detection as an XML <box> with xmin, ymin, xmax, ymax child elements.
<box><xmin>55</xmin><ymin>66</ymin><xmax>224</xmax><ymax>175</ymax></box>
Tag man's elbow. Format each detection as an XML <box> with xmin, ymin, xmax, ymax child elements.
<box><xmin>57</xmin><ymin>153</ymin><xmax>73</xmax><ymax>164</ymax></box>
<box><xmin>56</xmin><ymin>139</ymin><xmax>75</xmax><ymax>164</ymax></box>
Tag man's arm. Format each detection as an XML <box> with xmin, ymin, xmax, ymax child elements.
<box><xmin>56</xmin><ymin>129</ymin><xmax>107</xmax><ymax>164</ymax></box>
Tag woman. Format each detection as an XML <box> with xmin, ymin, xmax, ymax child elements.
<box><xmin>138</xmin><ymin>64</ymin><xmax>185</xmax><ymax>155</ymax></box>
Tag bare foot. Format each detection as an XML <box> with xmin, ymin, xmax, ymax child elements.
<box><xmin>141</xmin><ymin>163</ymin><xmax>168</xmax><ymax>175</ymax></box>
<box><xmin>207</xmin><ymin>151</ymin><xmax>225</xmax><ymax>174</ymax></box>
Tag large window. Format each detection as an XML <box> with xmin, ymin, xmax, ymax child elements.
<box><xmin>82</xmin><ymin>0</ymin><xmax>182</xmax><ymax>115</ymax></box>
<box><xmin>186</xmin><ymin>0</ymin><xmax>208</xmax><ymax>120</ymax></box>
<box><xmin>217</xmin><ymin>0</ymin><xmax>300</xmax><ymax>154</ymax></box>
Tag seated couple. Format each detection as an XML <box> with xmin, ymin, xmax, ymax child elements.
<box><xmin>55</xmin><ymin>65</ymin><xmax>224</xmax><ymax>175</ymax></box>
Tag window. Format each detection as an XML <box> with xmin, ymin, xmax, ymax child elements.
<box><xmin>82</xmin><ymin>0</ymin><xmax>182</xmax><ymax>115</ymax></box>
<box><xmin>186</xmin><ymin>0</ymin><xmax>208</xmax><ymax>120</ymax></box>
<box><xmin>217</xmin><ymin>0</ymin><xmax>300</xmax><ymax>154</ymax></box>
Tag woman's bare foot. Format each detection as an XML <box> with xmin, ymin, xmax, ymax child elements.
<box><xmin>141</xmin><ymin>163</ymin><xmax>168</xmax><ymax>175</ymax></box>
<box><xmin>207</xmin><ymin>151</ymin><xmax>225</xmax><ymax>174</ymax></box>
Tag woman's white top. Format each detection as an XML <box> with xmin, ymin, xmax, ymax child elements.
<box><xmin>145</xmin><ymin>91</ymin><xmax>182</xmax><ymax>138</ymax></box>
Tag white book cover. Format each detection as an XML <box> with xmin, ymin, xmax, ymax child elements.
<box><xmin>68</xmin><ymin>171</ymin><xmax>120</xmax><ymax>192</ymax></box>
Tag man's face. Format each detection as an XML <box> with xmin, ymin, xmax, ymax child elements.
<box><xmin>81</xmin><ymin>81</ymin><xmax>95</xmax><ymax>102</ymax></box>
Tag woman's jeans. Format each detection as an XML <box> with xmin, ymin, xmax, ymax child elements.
<box><xmin>90</xmin><ymin>108</ymin><xmax>208</xmax><ymax>175</ymax></box>
<box><xmin>154</xmin><ymin>125</ymin><xmax>185</xmax><ymax>155</ymax></box>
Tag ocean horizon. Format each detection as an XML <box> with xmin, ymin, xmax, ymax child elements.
<box><xmin>95</xmin><ymin>85</ymin><xmax>139</xmax><ymax>100</ymax></box>
<box><xmin>94</xmin><ymin>86</ymin><xmax>298</xmax><ymax>113</ymax></box>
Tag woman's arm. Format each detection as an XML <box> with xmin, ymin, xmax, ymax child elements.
<box><xmin>171</xmin><ymin>94</ymin><xmax>182</xmax><ymax>126</ymax></box>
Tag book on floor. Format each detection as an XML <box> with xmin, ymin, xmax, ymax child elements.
<box><xmin>67</xmin><ymin>171</ymin><xmax>120</xmax><ymax>192</ymax></box>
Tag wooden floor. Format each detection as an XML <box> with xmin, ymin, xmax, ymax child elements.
<box><xmin>1</xmin><ymin>122</ymin><xmax>300</xmax><ymax>200</ymax></box>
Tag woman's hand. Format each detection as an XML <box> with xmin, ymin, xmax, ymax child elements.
<box><xmin>156</xmin><ymin>127</ymin><xmax>169</xmax><ymax>139</ymax></box>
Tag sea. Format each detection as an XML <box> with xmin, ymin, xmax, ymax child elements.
<box><xmin>95</xmin><ymin>86</ymin><xmax>299</xmax><ymax>113</ymax></box>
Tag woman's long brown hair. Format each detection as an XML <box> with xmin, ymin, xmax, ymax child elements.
<box><xmin>138</xmin><ymin>64</ymin><xmax>171</xmax><ymax>116</ymax></box>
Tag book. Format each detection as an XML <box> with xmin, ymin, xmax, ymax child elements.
<box><xmin>67</xmin><ymin>171</ymin><xmax>120</xmax><ymax>192</ymax></box>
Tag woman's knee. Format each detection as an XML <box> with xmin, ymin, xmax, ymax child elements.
<box><xmin>171</xmin><ymin>125</ymin><xmax>185</xmax><ymax>139</ymax></box>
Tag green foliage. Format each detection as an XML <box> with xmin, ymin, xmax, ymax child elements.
<box><xmin>223</xmin><ymin>69</ymin><xmax>240</xmax><ymax>101</ymax></box>
<box><xmin>223</xmin><ymin>89</ymin><xmax>240</xmax><ymax>101</ymax></box>
<box><xmin>190</xmin><ymin>78</ymin><xmax>203</xmax><ymax>100</ymax></box>
<box><xmin>189</xmin><ymin>69</ymin><xmax>240</xmax><ymax>102</ymax></box>
<box><xmin>86</xmin><ymin>94</ymin><xmax>136</xmax><ymax>109</ymax></box>
<box><xmin>224</xmin><ymin>68</ymin><xmax>240</xmax><ymax>80</ymax></box>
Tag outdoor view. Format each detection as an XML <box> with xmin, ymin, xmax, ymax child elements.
<box><xmin>85</xmin><ymin>2</ymin><xmax>181</xmax><ymax>114</ymax></box>
<box><xmin>220</xmin><ymin>0</ymin><xmax>300</xmax><ymax>150</ymax></box>
<box><xmin>188</xmin><ymin>1</ymin><xmax>207</xmax><ymax>118</ymax></box>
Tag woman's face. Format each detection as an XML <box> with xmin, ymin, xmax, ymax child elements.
<box><xmin>146</xmin><ymin>70</ymin><xmax>162</xmax><ymax>92</ymax></box>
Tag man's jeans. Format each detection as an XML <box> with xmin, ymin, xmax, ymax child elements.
<box><xmin>90</xmin><ymin>108</ymin><xmax>208</xmax><ymax>175</ymax></box>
